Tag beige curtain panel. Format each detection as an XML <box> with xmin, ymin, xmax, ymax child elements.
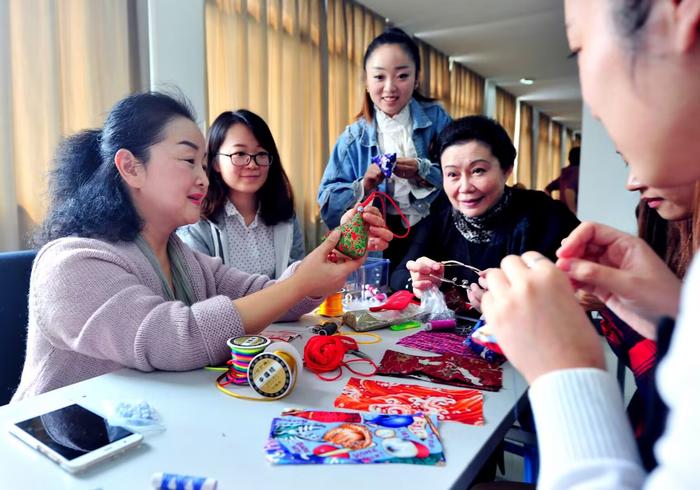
<box><xmin>417</xmin><ymin>41</ymin><xmax>450</xmax><ymax>111</ymax></box>
<box><xmin>516</xmin><ymin>102</ymin><xmax>533</xmax><ymax>188</ymax></box>
<box><xmin>449</xmin><ymin>63</ymin><xmax>484</xmax><ymax>118</ymax></box>
<box><xmin>326</xmin><ymin>0</ymin><xmax>385</xmax><ymax>151</ymax></box>
<box><xmin>0</xmin><ymin>0</ymin><xmax>137</xmax><ymax>251</ymax></box>
<box><xmin>495</xmin><ymin>87</ymin><xmax>516</xmax><ymax>141</ymax></box>
<box><xmin>206</xmin><ymin>0</ymin><xmax>327</xmax><ymax>248</ymax></box>
<box><xmin>535</xmin><ymin>112</ymin><xmax>552</xmax><ymax>190</ymax></box>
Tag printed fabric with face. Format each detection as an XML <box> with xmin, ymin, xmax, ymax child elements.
<box><xmin>215</xmin><ymin>123</ymin><xmax>271</xmax><ymax>199</ymax></box>
<box><xmin>365</xmin><ymin>43</ymin><xmax>417</xmax><ymax>117</ymax></box>
<box><xmin>134</xmin><ymin>117</ymin><xmax>208</xmax><ymax>232</ymax></box>
<box><xmin>441</xmin><ymin>140</ymin><xmax>512</xmax><ymax>219</ymax></box>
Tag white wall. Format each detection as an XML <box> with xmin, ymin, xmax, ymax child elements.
<box><xmin>148</xmin><ymin>0</ymin><xmax>207</xmax><ymax>128</ymax></box>
<box><xmin>578</xmin><ymin>104</ymin><xmax>638</xmax><ymax>234</ymax></box>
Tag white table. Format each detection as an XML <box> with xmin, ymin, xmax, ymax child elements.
<box><xmin>0</xmin><ymin>317</ymin><xmax>528</xmax><ymax>490</ymax></box>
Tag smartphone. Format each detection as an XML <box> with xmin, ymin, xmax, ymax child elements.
<box><xmin>8</xmin><ymin>403</ymin><xmax>143</xmax><ymax>473</ymax></box>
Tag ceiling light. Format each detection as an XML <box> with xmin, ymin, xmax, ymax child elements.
<box><xmin>519</xmin><ymin>78</ymin><xmax>534</xmax><ymax>85</ymax></box>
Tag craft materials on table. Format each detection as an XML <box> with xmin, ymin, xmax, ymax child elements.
<box><xmin>377</xmin><ymin>350</ymin><xmax>502</xmax><ymax>391</ymax></box>
<box><xmin>468</xmin><ymin>320</ymin><xmax>504</xmax><ymax>355</ymax></box>
<box><xmin>303</xmin><ymin>335</ymin><xmax>378</xmax><ymax>381</ymax></box>
<box><xmin>214</xmin><ymin>336</ymin><xmax>302</xmax><ymax>401</ymax></box>
<box><xmin>265</xmin><ymin>408</ymin><xmax>445</xmax><ymax>465</ymax></box>
<box><xmin>318</xmin><ymin>292</ymin><xmax>344</xmax><ymax>317</ymax></box>
<box><xmin>259</xmin><ymin>328</ymin><xmax>301</xmax><ymax>343</ymax></box>
<box><xmin>335</xmin><ymin>377</ymin><xmax>484</xmax><ymax>425</ymax></box>
<box><xmin>397</xmin><ymin>330</ymin><xmax>492</xmax><ymax>360</ymax></box>
<box><xmin>343</xmin><ymin>301</ymin><xmax>421</xmax><ymax>333</ymax></box>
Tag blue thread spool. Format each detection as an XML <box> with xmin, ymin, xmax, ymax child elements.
<box><xmin>151</xmin><ymin>472</ymin><xmax>217</xmax><ymax>490</ymax></box>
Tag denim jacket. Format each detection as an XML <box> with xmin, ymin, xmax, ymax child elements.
<box><xmin>318</xmin><ymin>98</ymin><xmax>452</xmax><ymax>228</ymax></box>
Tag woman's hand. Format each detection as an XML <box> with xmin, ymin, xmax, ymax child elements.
<box><xmin>406</xmin><ymin>257</ymin><xmax>443</xmax><ymax>298</ymax></box>
<box><xmin>363</xmin><ymin>164</ymin><xmax>385</xmax><ymax>194</ymax></box>
<box><xmin>481</xmin><ymin>252</ymin><xmax>605</xmax><ymax>384</ymax></box>
<box><xmin>340</xmin><ymin>204</ymin><xmax>393</xmax><ymax>252</ymax></box>
<box><xmin>294</xmin><ymin>230</ymin><xmax>363</xmax><ymax>297</ymax></box>
<box><xmin>393</xmin><ymin>157</ymin><xmax>419</xmax><ymax>179</ymax></box>
<box><xmin>556</xmin><ymin>222</ymin><xmax>681</xmax><ymax>335</ymax></box>
<box><xmin>466</xmin><ymin>274</ymin><xmax>489</xmax><ymax>312</ymax></box>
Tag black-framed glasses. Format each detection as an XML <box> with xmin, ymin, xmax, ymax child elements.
<box><xmin>218</xmin><ymin>151</ymin><xmax>273</xmax><ymax>167</ymax></box>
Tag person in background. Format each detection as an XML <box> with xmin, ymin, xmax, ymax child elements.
<box><xmin>178</xmin><ymin>110</ymin><xmax>304</xmax><ymax>279</ymax></box>
<box><xmin>395</xmin><ymin>116</ymin><xmax>579</xmax><ymax>315</ymax></box>
<box><xmin>318</xmin><ymin>27</ymin><xmax>451</xmax><ymax>271</ymax></box>
<box><xmin>545</xmin><ymin>146</ymin><xmax>580</xmax><ymax>214</ymax></box>
<box><xmin>480</xmin><ymin>0</ymin><xmax>700</xmax><ymax>487</ymax></box>
<box><xmin>13</xmin><ymin>91</ymin><xmax>392</xmax><ymax>401</ymax></box>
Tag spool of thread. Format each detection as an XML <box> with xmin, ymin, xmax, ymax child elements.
<box><xmin>247</xmin><ymin>341</ymin><xmax>301</xmax><ymax>399</ymax></box>
<box><xmin>424</xmin><ymin>319</ymin><xmax>457</xmax><ymax>331</ymax></box>
<box><xmin>319</xmin><ymin>292</ymin><xmax>344</xmax><ymax>317</ymax></box>
<box><xmin>225</xmin><ymin>336</ymin><xmax>271</xmax><ymax>385</ymax></box>
<box><xmin>151</xmin><ymin>472</ymin><xmax>217</xmax><ymax>490</ymax></box>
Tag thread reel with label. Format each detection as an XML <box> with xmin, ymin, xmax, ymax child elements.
<box><xmin>216</xmin><ymin>335</ymin><xmax>302</xmax><ymax>401</ymax></box>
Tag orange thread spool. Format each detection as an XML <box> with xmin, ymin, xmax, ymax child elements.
<box><xmin>319</xmin><ymin>292</ymin><xmax>344</xmax><ymax>317</ymax></box>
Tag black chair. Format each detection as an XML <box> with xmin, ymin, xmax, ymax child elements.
<box><xmin>0</xmin><ymin>250</ymin><xmax>36</xmax><ymax>405</ymax></box>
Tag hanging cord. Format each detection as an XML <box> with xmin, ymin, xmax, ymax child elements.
<box><xmin>304</xmin><ymin>335</ymin><xmax>378</xmax><ymax>381</ymax></box>
<box><xmin>359</xmin><ymin>190</ymin><xmax>411</xmax><ymax>239</ymax></box>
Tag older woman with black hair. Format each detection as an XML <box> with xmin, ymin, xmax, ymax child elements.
<box><xmin>391</xmin><ymin>115</ymin><xmax>579</xmax><ymax>312</ymax></box>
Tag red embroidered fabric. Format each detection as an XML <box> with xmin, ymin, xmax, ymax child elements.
<box><xmin>334</xmin><ymin>377</ymin><xmax>484</xmax><ymax>425</ymax></box>
<box><xmin>377</xmin><ymin>349</ymin><xmax>502</xmax><ymax>391</ymax></box>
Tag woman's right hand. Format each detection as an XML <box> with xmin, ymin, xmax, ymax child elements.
<box><xmin>363</xmin><ymin>164</ymin><xmax>385</xmax><ymax>194</ymax></box>
<box><xmin>294</xmin><ymin>230</ymin><xmax>363</xmax><ymax>298</ymax></box>
<box><xmin>556</xmin><ymin>221</ymin><xmax>682</xmax><ymax>338</ymax></box>
<box><xmin>406</xmin><ymin>257</ymin><xmax>443</xmax><ymax>298</ymax></box>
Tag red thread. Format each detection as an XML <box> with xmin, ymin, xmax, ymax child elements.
<box><xmin>304</xmin><ymin>335</ymin><xmax>377</xmax><ymax>381</ymax></box>
<box><xmin>360</xmin><ymin>191</ymin><xmax>411</xmax><ymax>239</ymax></box>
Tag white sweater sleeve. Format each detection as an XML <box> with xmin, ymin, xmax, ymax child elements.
<box><xmin>528</xmin><ymin>256</ymin><xmax>700</xmax><ymax>489</ymax></box>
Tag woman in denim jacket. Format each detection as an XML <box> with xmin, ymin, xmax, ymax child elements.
<box><xmin>318</xmin><ymin>28</ymin><xmax>451</xmax><ymax>269</ymax></box>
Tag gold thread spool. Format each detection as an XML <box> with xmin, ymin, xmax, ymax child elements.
<box><xmin>319</xmin><ymin>292</ymin><xmax>344</xmax><ymax>317</ymax></box>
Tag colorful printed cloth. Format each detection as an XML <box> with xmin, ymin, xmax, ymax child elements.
<box><xmin>334</xmin><ymin>377</ymin><xmax>484</xmax><ymax>425</ymax></box>
<box><xmin>265</xmin><ymin>409</ymin><xmax>445</xmax><ymax>465</ymax></box>
<box><xmin>377</xmin><ymin>349</ymin><xmax>502</xmax><ymax>391</ymax></box>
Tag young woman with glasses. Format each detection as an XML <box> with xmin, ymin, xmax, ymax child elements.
<box><xmin>179</xmin><ymin>110</ymin><xmax>305</xmax><ymax>278</ymax></box>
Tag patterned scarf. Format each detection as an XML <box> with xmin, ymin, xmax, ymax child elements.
<box><xmin>452</xmin><ymin>187</ymin><xmax>512</xmax><ymax>243</ymax></box>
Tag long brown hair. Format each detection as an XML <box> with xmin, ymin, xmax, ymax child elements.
<box><xmin>638</xmin><ymin>181</ymin><xmax>699</xmax><ymax>278</ymax></box>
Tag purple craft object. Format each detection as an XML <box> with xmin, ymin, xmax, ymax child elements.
<box><xmin>371</xmin><ymin>152</ymin><xmax>397</xmax><ymax>178</ymax></box>
<box><xmin>397</xmin><ymin>331</ymin><xmax>477</xmax><ymax>358</ymax></box>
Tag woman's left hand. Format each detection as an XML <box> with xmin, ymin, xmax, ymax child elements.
<box><xmin>339</xmin><ymin>204</ymin><xmax>393</xmax><ymax>252</ymax></box>
<box><xmin>393</xmin><ymin>158</ymin><xmax>419</xmax><ymax>179</ymax></box>
<box><xmin>481</xmin><ymin>252</ymin><xmax>605</xmax><ymax>384</ymax></box>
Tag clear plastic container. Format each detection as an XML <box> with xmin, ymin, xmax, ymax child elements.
<box><xmin>342</xmin><ymin>257</ymin><xmax>390</xmax><ymax>310</ymax></box>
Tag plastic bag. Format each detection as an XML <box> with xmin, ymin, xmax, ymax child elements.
<box><xmin>99</xmin><ymin>399</ymin><xmax>165</xmax><ymax>435</ymax></box>
<box><xmin>417</xmin><ymin>286</ymin><xmax>455</xmax><ymax>322</ymax></box>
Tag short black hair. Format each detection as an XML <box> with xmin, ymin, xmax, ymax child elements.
<box><xmin>568</xmin><ymin>146</ymin><xmax>581</xmax><ymax>166</ymax></box>
<box><xmin>37</xmin><ymin>91</ymin><xmax>196</xmax><ymax>246</ymax></box>
<box><xmin>202</xmin><ymin>109</ymin><xmax>295</xmax><ymax>226</ymax></box>
<box><xmin>437</xmin><ymin>115</ymin><xmax>516</xmax><ymax>172</ymax></box>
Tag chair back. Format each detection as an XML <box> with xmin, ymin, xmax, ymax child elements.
<box><xmin>0</xmin><ymin>250</ymin><xmax>36</xmax><ymax>405</ymax></box>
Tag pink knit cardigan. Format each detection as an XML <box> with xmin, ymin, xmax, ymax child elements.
<box><xmin>12</xmin><ymin>236</ymin><xmax>319</xmax><ymax>401</ymax></box>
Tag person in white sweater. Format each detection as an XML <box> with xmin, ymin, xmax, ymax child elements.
<box><xmin>479</xmin><ymin>0</ymin><xmax>700</xmax><ymax>488</ymax></box>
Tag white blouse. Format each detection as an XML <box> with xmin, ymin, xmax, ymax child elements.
<box><xmin>375</xmin><ymin>104</ymin><xmax>433</xmax><ymax>226</ymax></box>
<box><xmin>223</xmin><ymin>200</ymin><xmax>276</xmax><ymax>277</ymax></box>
